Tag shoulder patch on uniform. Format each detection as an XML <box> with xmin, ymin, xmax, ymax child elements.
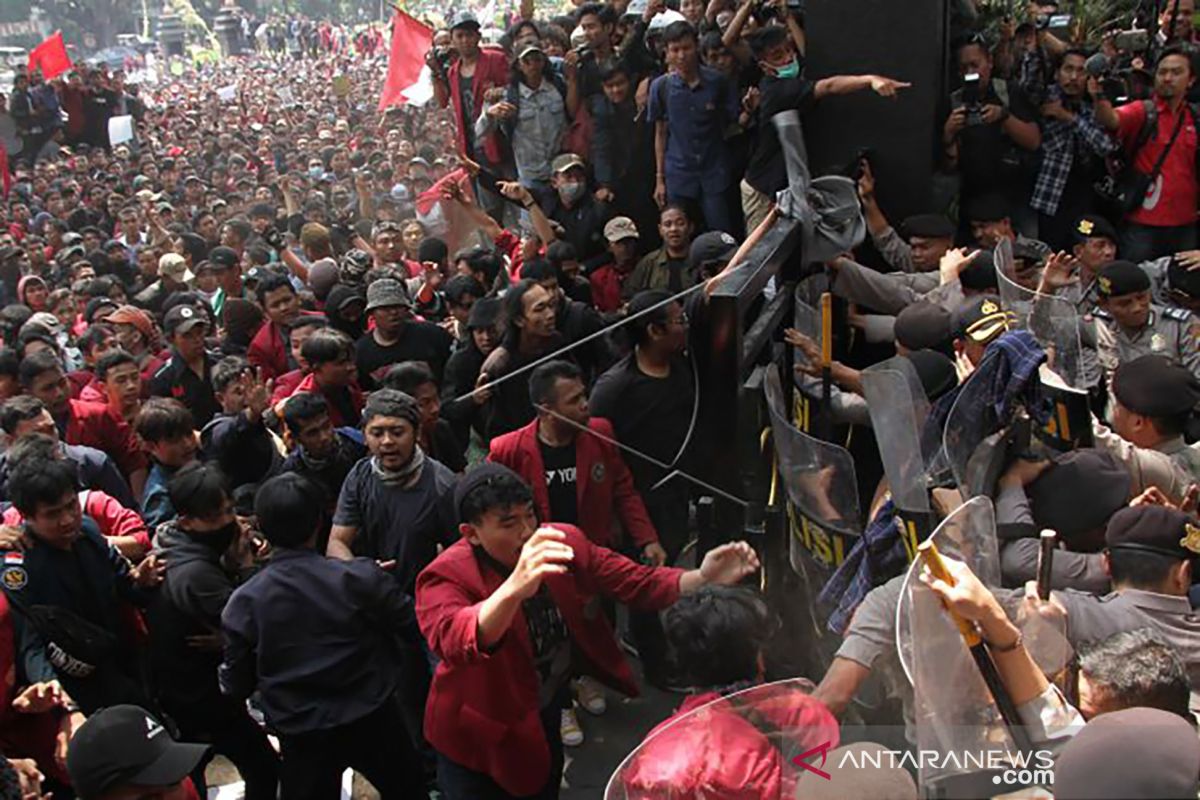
<box><xmin>1163</xmin><ymin>306</ymin><xmax>1193</xmax><ymax>322</ymax></box>
<box><xmin>3</xmin><ymin>566</ymin><xmax>27</xmax><ymax>591</ymax></box>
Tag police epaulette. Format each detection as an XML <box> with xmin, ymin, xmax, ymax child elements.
<box><xmin>1163</xmin><ymin>306</ymin><xmax>1193</xmax><ymax>322</ymax></box>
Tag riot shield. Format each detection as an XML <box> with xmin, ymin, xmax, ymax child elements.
<box><xmin>791</xmin><ymin>295</ymin><xmax>826</xmax><ymax>434</ymax></box>
<box><xmin>861</xmin><ymin>359</ymin><xmax>932</xmax><ymax>518</ymax></box>
<box><xmin>1035</xmin><ymin>369</ymin><xmax>1094</xmax><ymax>452</ymax></box>
<box><xmin>604</xmin><ymin>679</ymin><xmax>831</xmax><ymax>800</ymax></box>
<box><xmin>764</xmin><ymin>362</ymin><xmax>862</xmax><ymax>575</ymax></box>
<box><xmin>995</xmin><ymin>239</ymin><xmax>1086</xmax><ymax>390</ymax></box>
<box><xmin>896</xmin><ymin>497</ymin><xmax>1011</xmax><ymax>793</ymax></box>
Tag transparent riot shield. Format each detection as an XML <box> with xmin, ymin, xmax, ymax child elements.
<box><xmin>896</xmin><ymin>497</ymin><xmax>1010</xmax><ymax>793</ymax></box>
<box><xmin>764</xmin><ymin>362</ymin><xmax>862</xmax><ymax>574</ymax></box>
<box><xmin>861</xmin><ymin>358</ymin><xmax>932</xmax><ymax>519</ymax></box>
<box><xmin>995</xmin><ymin>238</ymin><xmax>1086</xmax><ymax>390</ymax></box>
<box><xmin>604</xmin><ymin>679</ymin><xmax>831</xmax><ymax>800</ymax></box>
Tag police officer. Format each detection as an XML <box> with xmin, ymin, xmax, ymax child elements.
<box><xmin>1036</xmin><ymin>504</ymin><xmax>1200</xmax><ymax>713</ymax></box>
<box><xmin>1093</xmin><ymin>259</ymin><xmax>1200</xmax><ymax>381</ymax></box>
<box><xmin>1</xmin><ymin>457</ymin><xmax>163</xmax><ymax>714</ymax></box>
<box><xmin>149</xmin><ymin>304</ymin><xmax>222</xmax><ymax>428</ymax></box>
<box><xmin>1092</xmin><ymin>354</ymin><xmax>1200</xmax><ymax>501</ymax></box>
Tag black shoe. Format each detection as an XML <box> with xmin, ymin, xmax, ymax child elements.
<box><xmin>644</xmin><ymin>667</ymin><xmax>691</xmax><ymax>694</ymax></box>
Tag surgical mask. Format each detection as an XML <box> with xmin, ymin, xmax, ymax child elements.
<box><xmin>308</xmin><ymin>165</ymin><xmax>324</xmax><ymax>179</ymax></box>
<box><xmin>558</xmin><ymin>180</ymin><xmax>585</xmax><ymax>204</ymax></box>
<box><xmin>774</xmin><ymin>59</ymin><xmax>800</xmax><ymax>79</ymax></box>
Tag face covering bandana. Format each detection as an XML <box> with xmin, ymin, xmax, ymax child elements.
<box><xmin>370</xmin><ymin>446</ymin><xmax>426</xmax><ymax>490</ymax></box>
<box><xmin>774</xmin><ymin>59</ymin><xmax>800</xmax><ymax>79</ymax></box>
<box><xmin>193</xmin><ymin>520</ymin><xmax>240</xmax><ymax>554</ymax></box>
<box><xmin>558</xmin><ymin>181</ymin><xmax>585</xmax><ymax>205</ymax></box>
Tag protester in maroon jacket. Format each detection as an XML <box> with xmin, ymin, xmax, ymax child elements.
<box><xmin>416</xmin><ymin>464</ymin><xmax>758</xmax><ymax>799</ymax></box>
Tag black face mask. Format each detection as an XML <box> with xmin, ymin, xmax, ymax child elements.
<box><xmin>190</xmin><ymin>520</ymin><xmax>240</xmax><ymax>554</ymax></box>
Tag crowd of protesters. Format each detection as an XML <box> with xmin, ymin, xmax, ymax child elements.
<box><xmin>0</xmin><ymin>0</ymin><xmax>1197</xmax><ymax>797</ymax></box>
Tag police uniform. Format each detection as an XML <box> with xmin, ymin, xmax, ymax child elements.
<box><xmin>1048</xmin><ymin>505</ymin><xmax>1200</xmax><ymax>716</ymax></box>
<box><xmin>147</xmin><ymin>306</ymin><xmax>221</xmax><ymax>427</ymax></box>
<box><xmin>1091</xmin><ymin>260</ymin><xmax>1200</xmax><ymax>382</ymax></box>
<box><xmin>1092</xmin><ymin>355</ymin><xmax>1200</xmax><ymax>502</ymax></box>
<box><xmin>1</xmin><ymin>520</ymin><xmax>151</xmax><ymax>714</ymax></box>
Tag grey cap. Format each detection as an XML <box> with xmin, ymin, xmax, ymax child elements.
<box><xmin>365</xmin><ymin>278</ymin><xmax>413</xmax><ymax>312</ymax></box>
<box><xmin>449</xmin><ymin>10</ymin><xmax>480</xmax><ymax>29</ymax></box>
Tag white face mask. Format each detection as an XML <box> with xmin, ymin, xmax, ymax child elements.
<box><xmin>558</xmin><ymin>181</ymin><xmax>585</xmax><ymax>204</ymax></box>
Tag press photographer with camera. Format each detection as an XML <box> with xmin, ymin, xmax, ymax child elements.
<box><xmin>1093</xmin><ymin>46</ymin><xmax>1199</xmax><ymax>261</ymax></box>
<box><xmin>943</xmin><ymin>35</ymin><xmax>1042</xmax><ymax>232</ymax></box>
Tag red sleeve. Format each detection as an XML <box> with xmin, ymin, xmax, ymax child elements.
<box><xmin>102</xmin><ymin>407</ymin><xmax>148</xmax><ymax>477</ymax></box>
<box><xmin>494</xmin><ymin>230</ymin><xmax>521</xmax><ymax>276</ymax></box>
<box><xmin>574</xmin><ymin>528</ymin><xmax>682</xmax><ymax>610</ymax></box>
<box><xmin>594</xmin><ymin>420</ymin><xmax>659</xmax><ymax>548</ymax></box>
<box><xmin>1115</xmin><ymin>99</ymin><xmax>1148</xmax><ymax>148</ymax></box>
<box><xmin>84</xmin><ymin>491</ymin><xmax>151</xmax><ymax>550</ymax></box>
<box><xmin>415</xmin><ymin>554</ymin><xmax>501</xmax><ymax>667</ymax></box>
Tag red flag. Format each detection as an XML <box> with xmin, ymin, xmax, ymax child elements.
<box><xmin>416</xmin><ymin>168</ymin><xmax>476</xmax><ymax>253</ymax></box>
<box><xmin>0</xmin><ymin>143</ymin><xmax>9</xmax><ymax>199</ymax></box>
<box><xmin>378</xmin><ymin>9</ymin><xmax>433</xmax><ymax>110</ymax></box>
<box><xmin>27</xmin><ymin>31</ymin><xmax>71</xmax><ymax>81</ymax></box>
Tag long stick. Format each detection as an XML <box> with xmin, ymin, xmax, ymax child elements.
<box><xmin>819</xmin><ymin>291</ymin><xmax>832</xmax><ymax>437</ymax></box>
<box><xmin>920</xmin><ymin>542</ymin><xmax>1034</xmax><ymax>754</ymax></box>
<box><xmin>1037</xmin><ymin>530</ymin><xmax>1056</xmax><ymax>601</ymax></box>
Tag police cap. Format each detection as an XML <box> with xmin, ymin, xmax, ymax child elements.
<box><xmin>1112</xmin><ymin>355</ymin><xmax>1200</xmax><ymax>418</ymax></box>
<box><xmin>1073</xmin><ymin>214</ymin><xmax>1119</xmax><ymax>244</ymax></box>
<box><xmin>1097</xmin><ymin>260</ymin><xmax>1151</xmax><ymax>298</ymax></box>
<box><xmin>894</xmin><ymin>303</ymin><xmax>953</xmax><ymax>352</ymax></box>
<box><xmin>1106</xmin><ymin>504</ymin><xmax>1200</xmax><ymax>560</ymax></box>
<box><xmin>1028</xmin><ymin>449</ymin><xmax>1131</xmax><ymax>545</ymax></box>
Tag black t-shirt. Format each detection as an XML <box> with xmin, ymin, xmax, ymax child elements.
<box><xmin>745</xmin><ymin>75</ymin><xmax>817</xmax><ymax>196</ymax></box>
<box><xmin>354</xmin><ymin>321</ymin><xmax>454</xmax><ymax>389</ymax></box>
<box><xmin>539</xmin><ymin>438</ymin><xmax>578</xmax><ymax>525</ymax></box>
<box><xmin>954</xmin><ymin>79</ymin><xmax>1037</xmax><ymax>194</ymax></box>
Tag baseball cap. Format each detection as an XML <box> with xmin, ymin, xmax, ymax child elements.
<box><xmin>551</xmin><ymin>153</ymin><xmax>585</xmax><ymax>174</ymax></box>
<box><xmin>158</xmin><ymin>253</ymin><xmax>193</xmax><ymax>283</ymax></box>
<box><xmin>107</xmin><ymin>305</ymin><xmax>154</xmax><ymax>340</ymax></box>
<box><xmin>365</xmin><ymin>278</ymin><xmax>413</xmax><ymax>312</ymax></box>
<box><xmin>208</xmin><ymin>246</ymin><xmax>239</xmax><ymax>271</ymax></box>
<box><xmin>952</xmin><ymin>295</ymin><xmax>1012</xmax><ymax>344</ymax></box>
<box><xmin>688</xmin><ymin>231</ymin><xmax>739</xmax><ymax>274</ymax></box>
<box><xmin>66</xmin><ymin>705</ymin><xmax>208</xmax><ymax>799</ymax></box>
<box><xmin>603</xmin><ymin>217</ymin><xmax>639</xmax><ymax>243</ymax></box>
<box><xmin>163</xmin><ymin>305</ymin><xmax>208</xmax><ymax>336</ymax></box>
<box><xmin>518</xmin><ymin>43</ymin><xmax>545</xmax><ymax>59</ymax></box>
<box><xmin>450</xmin><ymin>10</ymin><xmax>480</xmax><ymax>29</ymax></box>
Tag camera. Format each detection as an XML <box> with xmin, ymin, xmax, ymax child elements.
<box><xmin>961</xmin><ymin>73</ymin><xmax>985</xmax><ymax>125</ymax></box>
<box><xmin>1113</xmin><ymin>28</ymin><xmax>1150</xmax><ymax>53</ymax></box>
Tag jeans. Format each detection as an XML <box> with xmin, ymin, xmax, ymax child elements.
<box><xmin>1120</xmin><ymin>221</ymin><xmax>1197</xmax><ymax>262</ymax></box>
<box><xmin>669</xmin><ymin>186</ymin><xmax>738</xmax><ymax>237</ymax></box>
<box><xmin>437</xmin><ymin>699</ymin><xmax>564</xmax><ymax>799</ymax></box>
<box><xmin>278</xmin><ymin>700</ymin><xmax>424</xmax><ymax>800</ymax></box>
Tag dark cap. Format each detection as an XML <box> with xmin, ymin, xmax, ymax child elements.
<box><xmin>84</xmin><ymin>297</ymin><xmax>119</xmax><ymax>324</ymax></box>
<box><xmin>208</xmin><ymin>246</ymin><xmax>239</xmax><ymax>270</ymax></box>
<box><xmin>1028</xmin><ymin>449</ymin><xmax>1131</xmax><ymax>545</ymax></box>
<box><xmin>958</xmin><ymin>249</ymin><xmax>999</xmax><ymax>292</ymax></box>
<box><xmin>894</xmin><ymin>302</ymin><xmax>952</xmax><ymax>352</ymax></box>
<box><xmin>249</xmin><ymin>203</ymin><xmax>275</xmax><ymax>219</ymax></box>
<box><xmin>900</xmin><ymin>214</ymin><xmax>955</xmax><ymax>240</ymax></box>
<box><xmin>1073</xmin><ymin>214</ymin><xmax>1118</xmax><ymax>244</ymax></box>
<box><xmin>688</xmin><ymin>230</ymin><xmax>739</xmax><ymax>274</ymax></box>
<box><xmin>1106</xmin><ymin>504</ymin><xmax>1200</xmax><ymax>560</ymax></box>
<box><xmin>67</xmin><ymin>705</ymin><xmax>208</xmax><ymax>799</ymax></box>
<box><xmin>952</xmin><ymin>295</ymin><xmax>1012</xmax><ymax>344</ymax></box>
<box><xmin>904</xmin><ymin>349</ymin><xmax>958</xmax><ymax>401</ymax></box>
<box><xmin>163</xmin><ymin>305</ymin><xmax>208</xmax><ymax>336</ymax></box>
<box><xmin>103</xmin><ymin>239</ymin><xmax>125</xmax><ymax>252</ymax></box>
<box><xmin>964</xmin><ymin>192</ymin><xmax>1009</xmax><ymax>223</ymax></box>
<box><xmin>453</xmin><ymin>462</ymin><xmax>525</xmax><ymax>520</ymax></box>
<box><xmin>1167</xmin><ymin>256</ymin><xmax>1200</xmax><ymax>300</ymax></box>
<box><xmin>1097</xmin><ymin>260</ymin><xmax>1151</xmax><ymax>298</ymax></box>
<box><xmin>1054</xmin><ymin>708</ymin><xmax>1200</xmax><ymax>800</ymax></box>
<box><xmin>467</xmin><ymin>296</ymin><xmax>502</xmax><ymax>330</ymax></box>
<box><xmin>1112</xmin><ymin>354</ymin><xmax>1200</xmax><ymax>418</ymax></box>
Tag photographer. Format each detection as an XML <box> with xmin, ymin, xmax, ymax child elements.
<box><xmin>1031</xmin><ymin>49</ymin><xmax>1118</xmax><ymax>250</ymax></box>
<box><xmin>1093</xmin><ymin>46</ymin><xmax>1199</xmax><ymax>262</ymax></box>
<box><xmin>943</xmin><ymin>35</ymin><xmax>1042</xmax><ymax>232</ymax></box>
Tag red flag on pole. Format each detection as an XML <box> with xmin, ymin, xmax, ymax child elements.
<box><xmin>378</xmin><ymin>9</ymin><xmax>434</xmax><ymax>110</ymax></box>
<box><xmin>27</xmin><ymin>31</ymin><xmax>71</xmax><ymax>81</ymax></box>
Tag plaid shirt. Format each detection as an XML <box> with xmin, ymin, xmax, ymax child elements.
<box><xmin>1031</xmin><ymin>86</ymin><xmax>1117</xmax><ymax>215</ymax></box>
<box><xmin>818</xmin><ymin>499</ymin><xmax>908</xmax><ymax>635</ymax></box>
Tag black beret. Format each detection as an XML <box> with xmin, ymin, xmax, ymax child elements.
<box><xmin>1028</xmin><ymin>449</ymin><xmax>1131</xmax><ymax>545</ymax></box>
<box><xmin>453</xmin><ymin>462</ymin><xmax>525</xmax><ymax>521</ymax></box>
<box><xmin>964</xmin><ymin>192</ymin><xmax>1009</xmax><ymax>223</ymax></box>
<box><xmin>1097</xmin><ymin>260</ymin><xmax>1151</xmax><ymax>298</ymax></box>
<box><xmin>952</xmin><ymin>294</ymin><xmax>1012</xmax><ymax>343</ymax></box>
<box><xmin>904</xmin><ymin>349</ymin><xmax>958</xmax><ymax>401</ymax></box>
<box><xmin>901</xmin><ymin>214</ymin><xmax>955</xmax><ymax>240</ymax></box>
<box><xmin>958</xmin><ymin>249</ymin><xmax>999</xmax><ymax>292</ymax></box>
<box><xmin>1106</xmin><ymin>504</ymin><xmax>1200</xmax><ymax>560</ymax></box>
<box><xmin>1167</xmin><ymin>256</ymin><xmax>1200</xmax><ymax>300</ymax></box>
<box><xmin>1112</xmin><ymin>355</ymin><xmax>1200</xmax><ymax>418</ymax></box>
<box><xmin>894</xmin><ymin>303</ymin><xmax>953</xmax><ymax>352</ymax></box>
<box><xmin>1072</xmin><ymin>214</ymin><xmax>1118</xmax><ymax>244</ymax></box>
